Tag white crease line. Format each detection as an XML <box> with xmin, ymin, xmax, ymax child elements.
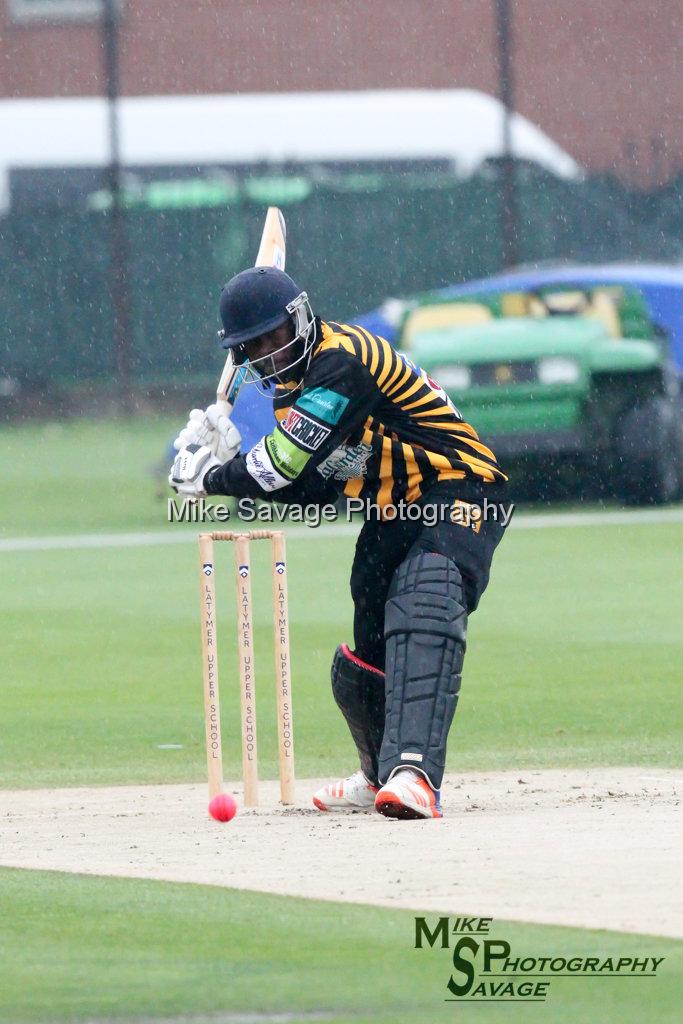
<box><xmin>513</xmin><ymin>507</ymin><xmax>683</xmax><ymax>529</ymax></box>
<box><xmin>0</xmin><ymin>524</ymin><xmax>358</xmax><ymax>552</ymax></box>
<box><xmin>1</xmin><ymin>507</ymin><xmax>682</xmax><ymax>553</ymax></box>
<box><xmin>82</xmin><ymin>1015</ymin><xmax>335</xmax><ymax>1024</ymax></box>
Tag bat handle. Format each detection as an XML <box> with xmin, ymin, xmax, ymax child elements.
<box><xmin>214</xmin><ymin>396</ymin><xmax>233</xmax><ymax>417</ymax></box>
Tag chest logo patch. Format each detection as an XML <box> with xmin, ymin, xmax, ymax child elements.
<box><xmin>282</xmin><ymin>408</ymin><xmax>331</xmax><ymax>452</ymax></box>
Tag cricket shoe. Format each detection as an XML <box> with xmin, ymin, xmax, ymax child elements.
<box><xmin>374</xmin><ymin>769</ymin><xmax>443</xmax><ymax>819</ymax></box>
<box><xmin>312</xmin><ymin>770</ymin><xmax>379</xmax><ymax>812</ymax></box>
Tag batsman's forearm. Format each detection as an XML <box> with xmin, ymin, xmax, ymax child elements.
<box><xmin>204</xmin><ymin>455</ymin><xmax>341</xmax><ymax>508</ymax></box>
<box><xmin>204</xmin><ymin>456</ymin><xmax>271</xmax><ymax>500</ymax></box>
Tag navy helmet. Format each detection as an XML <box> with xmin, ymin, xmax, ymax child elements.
<box><xmin>219</xmin><ymin>266</ymin><xmax>303</xmax><ymax>348</ymax></box>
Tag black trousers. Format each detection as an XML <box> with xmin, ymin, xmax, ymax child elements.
<box><xmin>350</xmin><ymin>481</ymin><xmax>509</xmax><ymax>671</ymax></box>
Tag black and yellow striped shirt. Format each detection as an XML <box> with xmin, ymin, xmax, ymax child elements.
<box><xmin>208</xmin><ymin>320</ymin><xmax>506</xmax><ymax>506</ymax></box>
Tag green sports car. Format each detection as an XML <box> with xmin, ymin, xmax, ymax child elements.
<box><xmin>400</xmin><ymin>287</ymin><xmax>683</xmax><ymax>504</ymax></box>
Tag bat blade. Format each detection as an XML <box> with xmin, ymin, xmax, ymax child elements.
<box><xmin>216</xmin><ymin>207</ymin><xmax>287</xmax><ymax>407</ymax></box>
<box><xmin>255</xmin><ymin>207</ymin><xmax>287</xmax><ymax>271</ymax></box>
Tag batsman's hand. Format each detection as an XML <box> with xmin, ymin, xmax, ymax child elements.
<box><xmin>169</xmin><ymin>444</ymin><xmax>222</xmax><ymax>497</ymax></box>
<box><xmin>173</xmin><ymin>404</ymin><xmax>241</xmax><ymax>463</ymax></box>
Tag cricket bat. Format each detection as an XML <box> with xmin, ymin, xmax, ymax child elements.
<box><xmin>215</xmin><ymin>207</ymin><xmax>287</xmax><ymax>414</ymax></box>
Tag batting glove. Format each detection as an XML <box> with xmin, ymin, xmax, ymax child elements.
<box><xmin>173</xmin><ymin>405</ymin><xmax>241</xmax><ymax>463</ymax></box>
<box><xmin>205</xmin><ymin>403</ymin><xmax>242</xmax><ymax>462</ymax></box>
<box><xmin>169</xmin><ymin>444</ymin><xmax>222</xmax><ymax>497</ymax></box>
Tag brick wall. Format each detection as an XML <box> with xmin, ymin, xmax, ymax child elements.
<box><xmin>1</xmin><ymin>0</ymin><xmax>680</xmax><ymax>184</ymax></box>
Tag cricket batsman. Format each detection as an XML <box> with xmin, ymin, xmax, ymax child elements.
<box><xmin>171</xmin><ymin>267</ymin><xmax>509</xmax><ymax>819</ymax></box>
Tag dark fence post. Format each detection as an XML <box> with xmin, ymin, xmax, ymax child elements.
<box><xmin>102</xmin><ymin>0</ymin><xmax>132</xmax><ymax>412</ymax></box>
<box><xmin>495</xmin><ymin>0</ymin><xmax>519</xmax><ymax>268</ymax></box>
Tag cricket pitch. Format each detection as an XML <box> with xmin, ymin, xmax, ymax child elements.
<box><xmin>1</xmin><ymin>768</ymin><xmax>679</xmax><ymax>939</ymax></box>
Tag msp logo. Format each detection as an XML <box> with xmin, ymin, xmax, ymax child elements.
<box><xmin>275</xmin><ymin>561</ymin><xmax>286</xmax><ymax>574</ymax></box>
<box><xmin>282</xmin><ymin>408</ymin><xmax>331</xmax><ymax>451</ymax></box>
<box><xmin>202</xmin><ymin>563</ymin><xmax>213</xmax><ymax>576</ymax></box>
<box><xmin>238</xmin><ymin>565</ymin><xmax>249</xmax><ymax>578</ymax></box>
<box><xmin>414</xmin><ymin>917</ymin><xmax>666</xmax><ymax>1004</ymax></box>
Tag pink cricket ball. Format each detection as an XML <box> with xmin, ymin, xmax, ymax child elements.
<box><xmin>208</xmin><ymin>793</ymin><xmax>237</xmax><ymax>822</ymax></box>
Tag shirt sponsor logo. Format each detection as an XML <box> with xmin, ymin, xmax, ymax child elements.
<box><xmin>282</xmin><ymin>408</ymin><xmax>331</xmax><ymax>451</ymax></box>
<box><xmin>245</xmin><ymin>439</ymin><xmax>290</xmax><ymax>491</ymax></box>
<box><xmin>267</xmin><ymin>434</ymin><xmax>309</xmax><ymax>477</ymax></box>
<box><xmin>297</xmin><ymin>386</ymin><xmax>349</xmax><ymax>424</ymax></box>
<box><xmin>317</xmin><ymin>442</ymin><xmax>373</xmax><ymax>481</ymax></box>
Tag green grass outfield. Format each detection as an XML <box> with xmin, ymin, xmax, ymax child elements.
<box><xmin>2</xmin><ymin>418</ymin><xmax>682</xmax><ymax>1023</ymax></box>
<box><xmin>1</xmin><ymin>417</ymin><xmax>681</xmax><ymax>786</ymax></box>
<box><xmin>1</xmin><ymin>868</ymin><xmax>680</xmax><ymax>1024</ymax></box>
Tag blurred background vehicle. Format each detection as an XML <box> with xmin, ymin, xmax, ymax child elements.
<box><xmin>397</xmin><ymin>279</ymin><xmax>683</xmax><ymax>504</ymax></box>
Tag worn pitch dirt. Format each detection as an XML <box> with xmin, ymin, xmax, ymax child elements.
<box><xmin>1</xmin><ymin>768</ymin><xmax>680</xmax><ymax>938</ymax></box>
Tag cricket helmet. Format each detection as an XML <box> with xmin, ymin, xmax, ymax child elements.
<box><xmin>218</xmin><ymin>266</ymin><xmax>316</xmax><ymax>385</ymax></box>
<box><xmin>219</xmin><ymin>266</ymin><xmax>303</xmax><ymax>348</ymax></box>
